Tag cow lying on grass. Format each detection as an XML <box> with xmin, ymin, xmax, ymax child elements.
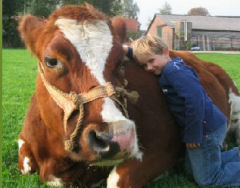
<box><xmin>17</xmin><ymin>4</ymin><xmax>240</xmax><ymax>187</ymax></box>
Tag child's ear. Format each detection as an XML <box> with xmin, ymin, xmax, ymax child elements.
<box><xmin>18</xmin><ymin>15</ymin><xmax>45</xmax><ymax>55</ymax></box>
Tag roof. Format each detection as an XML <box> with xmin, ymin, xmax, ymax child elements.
<box><xmin>125</xmin><ymin>19</ymin><xmax>139</xmax><ymax>32</ymax></box>
<box><xmin>148</xmin><ymin>14</ymin><xmax>240</xmax><ymax>32</ymax></box>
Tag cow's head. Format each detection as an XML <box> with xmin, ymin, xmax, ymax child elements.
<box><xmin>18</xmin><ymin>4</ymin><xmax>140</xmax><ymax>165</ymax></box>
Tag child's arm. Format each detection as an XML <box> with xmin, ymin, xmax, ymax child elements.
<box><xmin>164</xmin><ymin>68</ymin><xmax>205</xmax><ymax>144</ymax></box>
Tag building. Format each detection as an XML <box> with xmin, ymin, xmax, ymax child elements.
<box><xmin>125</xmin><ymin>18</ymin><xmax>139</xmax><ymax>33</ymax></box>
<box><xmin>125</xmin><ymin>18</ymin><xmax>140</xmax><ymax>40</ymax></box>
<box><xmin>146</xmin><ymin>14</ymin><xmax>240</xmax><ymax>50</ymax></box>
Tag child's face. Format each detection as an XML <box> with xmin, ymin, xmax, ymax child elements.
<box><xmin>138</xmin><ymin>49</ymin><xmax>171</xmax><ymax>75</ymax></box>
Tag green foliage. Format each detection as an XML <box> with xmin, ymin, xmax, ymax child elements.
<box><xmin>159</xmin><ymin>2</ymin><xmax>172</xmax><ymax>15</ymax></box>
<box><xmin>2</xmin><ymin>49</ymin><xmax>240</xmax><ymax>187</ymax></box>
<box><xmin>61</xmin><ymin>0</ymin><xmax>83</xmax><ymax>5</ymax></box>
<box><xmin>2</xmin><ymin>0</ymin><xmax>127</xmax><ymax>47</ymax></box>
<box><xmin>59</xmin><ymin>0</ymin><xmax>123</xmax><ymax>17</ymax></box>
<box><xmin>87</xmin><ymin>0</ymin><xmax>112</xmax><ymax>16</ymax></box>
<box><xmin>187</xmin><ymin>7</ymin><xmax>210</xmax><ymax>16</ymax></box>
<box><xmin>111</xmin><ymin>0</ymin><xmax>123</xmax><ymax>16</ymax></box>
<box><xmin>119</xmin><ymin>0</ymin><xmax>139</xmax><ymax>19</ymax></box>
<box><xmin>29</xmin><ymin>0</ymin><xmax>60</xmax><ymax>17</ymax></box>
<box><xmin>128</xmin><ymin>31</ymin><xmax>140</xmax><ymax>41</ymax></box>
<box><xmin>3</xmin><ymin>0</ymin><xmax>25</xmax><ymax>47</ymax></box>
<box><xmin>185</xmin><ymin>41</ymin><xmax>192</xmax><ymax>50</ymax></box>
<box><xmin>3</xmin><ymin>18</ymin><xmax>24</xmax><ymax>48</ymax></box>
<box><xmin>3</xmin><ymin>0</ymin><xmax>24</xmax><ymax>17</ymax></box>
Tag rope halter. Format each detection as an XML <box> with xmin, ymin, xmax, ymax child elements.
<box><xmin>37</xmin><ymin>62</ymin><xmax>128</xmax><ymax>152</ymax></box>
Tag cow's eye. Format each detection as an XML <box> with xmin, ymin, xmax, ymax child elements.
<box><xmin>44</xmin><ymin>57</ymin><xmax>58</xmax><ymax>68</ymax></box>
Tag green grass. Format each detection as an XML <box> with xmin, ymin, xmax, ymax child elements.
<box><xmin>2</xmin><ymin>49</ymin><xmax>44</xmax><ymax>188</ymax></box>
<box><xmin>2</xmin><ymin>49</ymin><xmax>240</xmax><ymax>187</ymax></box>
<box><xmin>195</xmin><ymin>53</ymin><xmax>240</xmax><ymax>90</ymax></box>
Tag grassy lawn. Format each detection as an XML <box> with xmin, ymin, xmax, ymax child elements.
<box><xmin>195</xmin><ymin>53</ymin><xmax>240</xmax><ymax>90</ymax></box>
<box><xmin>2</xmin><ymin>49</ymin><xmax>45</xmax><ymax>187</ymax></box>
<box><xmin>2</xmin><ymin>49</ymin><xmax>240</xmax><ymax>187</ymax></box>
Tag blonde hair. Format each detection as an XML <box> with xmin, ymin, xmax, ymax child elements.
<box><xmin>131</xmin><ymin>35</ymin><xmax>168</xmax><ymax>61</ymax></box>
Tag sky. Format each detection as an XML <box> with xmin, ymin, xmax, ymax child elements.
<box><xmin>135</xmin><ymin>0</ymin><xmax>240</xmax><ymax>30</ymax></box>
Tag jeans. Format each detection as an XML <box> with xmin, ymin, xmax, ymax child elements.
<box><xmin>185</xmin><ymin>123</ymin><xmax>240</xmax><ymax>186</ymax></box>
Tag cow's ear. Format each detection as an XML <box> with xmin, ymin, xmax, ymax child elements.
<box><xmin>18</xmin><ymin>15</ymin><xmax>45</xmax><ymax>54</ymax></box>
<box><xmin>111</xmin><ymin>16</ymin><xmax>127</xmax><ymax>43</ymax></box>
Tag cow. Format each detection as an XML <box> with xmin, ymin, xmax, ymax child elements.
<box><xmin>17</xmin><ymin>4</ymin><xmax>240</xmax><ymax>187</ymax></box>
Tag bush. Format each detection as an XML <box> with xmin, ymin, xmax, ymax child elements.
<box><xmin>127</xmin><ymin>31</ymin><xmax>140</xmax><ymax>41</ymax></box>
<box><xmin>185</xmin><ymin>41</ymin><xmax>192</xmax><ymax>50</ymax></box>
<box><xmin>215</xmin><ymin>47</ymin><xmax>240</xmax><ymax>51</ymax></box>
<box><xmin>3</xmin><ymin>17</ymin><xmax>24</xmax><ymax>48</ymax></box>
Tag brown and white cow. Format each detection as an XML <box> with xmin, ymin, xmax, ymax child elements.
<box><xmin>17</xmin><ymin>4</ymin><xmax>240</xmax><ymax>187</ymax></box>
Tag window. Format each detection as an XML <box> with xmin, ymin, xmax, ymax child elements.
<box><xmin>157</xmin><ymin>26</ymin><xmax>162</xmax><ymax>37</ymax></box>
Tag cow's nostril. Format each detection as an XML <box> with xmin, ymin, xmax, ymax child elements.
<box><xmin>88</xmin><ymin>131</ymin><xmax>110</xmax><ymax>153</ymax></box>
<box><xmin>88</xmin><ymin>130</ymin><xmax>120</xmax><ymax>158</ymax></box>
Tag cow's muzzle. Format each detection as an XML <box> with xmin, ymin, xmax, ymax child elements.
<box><xmin>88</xmin><ymin>120</ymin><xmax>138</xmax><ymax>162</ymax></box>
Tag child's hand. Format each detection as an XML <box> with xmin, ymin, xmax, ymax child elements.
<box><xmin>122</xmin><ymin>44</ymin><xmax>129</xmax><ymax>54</ymax></box>
<box><xmin>186</xmin><ymin>143</ymin><xmax>201</xmax><ymax>149</ymax></box>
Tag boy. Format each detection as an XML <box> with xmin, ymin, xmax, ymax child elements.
<box><xmin>123</xmin><ymin>35</ymin><xmax>240</xmax><ymax>186</ymax></box>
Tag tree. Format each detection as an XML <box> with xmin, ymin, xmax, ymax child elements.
<box><xmin>159</xmin><ymin>2</ymin><xmax>172</xmax><ymax>15</ymax></box>
<box><xmin>30</xmin><ymin>0</ymin><xmax>60</xmax><ymax>17</ymax></box>
<box><xmin>187</xmin><ymin>7</ymin><xmax>210</xmax><ymax>16</ymax></box>
<box><xmin>60</xmin><ymin>0</ymin><xmax>82</xmax><ymax>5</ymax></box>
<box><xmin>110</xmin><ymin>0</ymin><xmax>123</xmax><ymax>16</ymax></box>
<box><xmin>88</xmin><ymin>0</ymin><xmax>115</xmax><ymax>16</ymax></box>
<box><xmin>120</xmin><ymin>0</ymin><xmax>139</xmax><ymax>19</ymax></box>
<box><xmin>2</xmin><ymin>0</ymin><xmax>124</xmax><ymax>47</ymax></box>
<box><xmin>3</xmin><ymin>0</ymin><xmax>25</xmax><ymax>47</ymax></box>
<box><xmin>3</xmin><ymin>0</ymin><xmax>24</xmax><ymax>17</ymax></box>
<box><xmin>59</xmin><ymin>0</ymin><xmax>122</xmax><ymax>16</ymax></box>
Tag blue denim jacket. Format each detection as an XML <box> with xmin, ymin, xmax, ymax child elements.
<box><xmin>158</xmin><ymin>58</ymin><xmax>227</xmax><ymax>143</ymax></box>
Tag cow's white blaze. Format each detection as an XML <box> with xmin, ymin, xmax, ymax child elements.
<box><xmin>55</xmin><ymin>19</ymin><xmax>133</xmax><ymax>121</ymax></box>
<box><xmin>21</xmin><ymin>157</ymin><xmax>31</xmax><ymax>174</ymax></box>
<box><xmin>55</xmin><ymin>18</ymin><xmax>112</xmax><ymax>86</ymax></box>
<box><xmin>101</xmin><ymin>98</ymin><xmax>127</xmax><ymax>121</ymax></box>
<box><xmin>107</xmin><ymin>166</ymin><xmax>120</xmax><ymax>188</ymax></box>
<box><xmin>55</xmin><ymin>18</ymin><xmax>128</xmax><ymax>122</ymax></box>
<box><xmin>55</xmin><ymin>18</ymin><xmax>140</xmax><ymax>155</ymax></box>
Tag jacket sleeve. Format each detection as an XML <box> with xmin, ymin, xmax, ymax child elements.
<box><xmin>126</xmin><ymin>46</ymin><xmax>133</xmax><ymax>59</ymax></box>
<box><xmin>165</xmin><ymin>69</ymin><xmax>205</xmax><ymax>143</ymax></box>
